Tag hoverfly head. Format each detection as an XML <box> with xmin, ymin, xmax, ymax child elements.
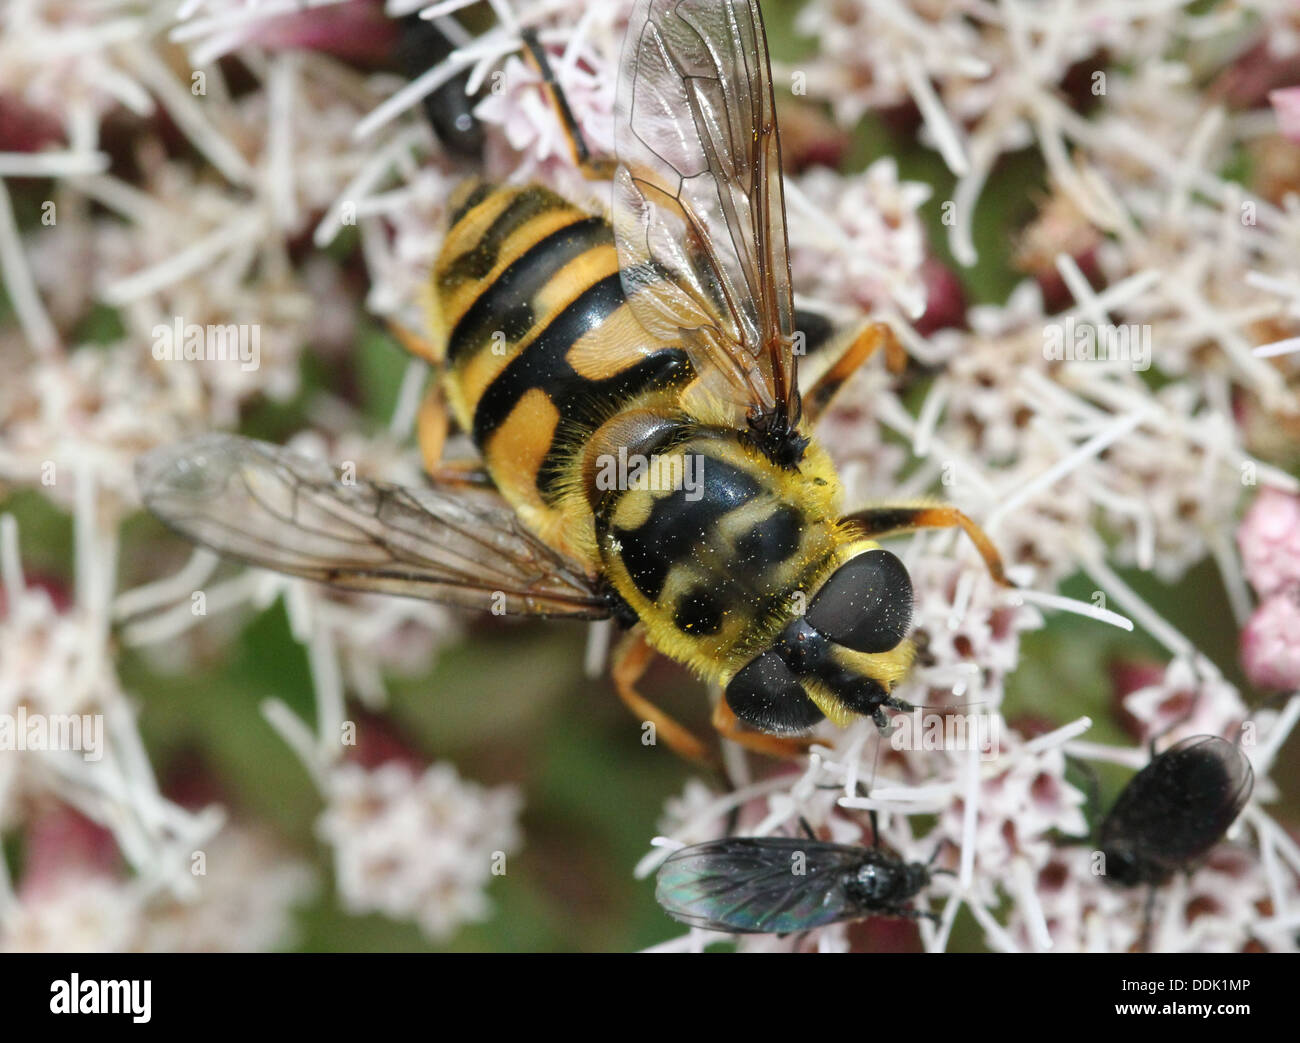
<box><xmin>724</xmin><ymin>549</ymin><xmax>914</xmax><ymax>734</ymax></box>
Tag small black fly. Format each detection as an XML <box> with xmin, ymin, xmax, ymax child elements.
<box><xmin>655</xmin><ymin>816</ymin><xmax>939</xmax><ymax>934</ymax></box>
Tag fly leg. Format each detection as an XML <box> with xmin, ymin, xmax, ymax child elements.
<box><xmin>612</xmin><ymin>630</ymin><xmax>716</xmax><ymax>765</ymax></box>
<box><xmin>520</xmin><ymin>30</ymin><xmax>617</xmax><ymax>181</ymax></box>
<box><xmin>839</xmin><ymin>504</ymin><xmax>1012</xmax><ymax>587</ymax></box>
<box><xmin>802</xmin><ymin>322</ymin><xmax>907</xmax><ymax>425</ymax></box>
<box><xmin>711</xmin><ymin>698</ymin><xmax>816</xmax><ymax>760</ymax></box>
<box><xmin>384</xmin><ymin>319</ymin><xmax>493</xmax><ymax>488</ymax></box>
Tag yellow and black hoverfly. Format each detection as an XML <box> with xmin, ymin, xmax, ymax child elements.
<box><xmin>137</xmin><ymin>0</ymin><xmax>1010</xmax><ymax>762</ymax></box>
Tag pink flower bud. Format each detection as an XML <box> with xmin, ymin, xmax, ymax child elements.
<box><xmin>1237</xmin><ymin>488</ymin><xmax>1300</xmax><ymax>598</ymax></box>
<box><xmin>1269</xmin><ymin>87</ymin><xmax>1300</xmax><ymax>143</ymax></box>
<box><xmin>1241</xmin><ymin>591</ymin><xmax>1300</xmax><ymax>691</ymax></box>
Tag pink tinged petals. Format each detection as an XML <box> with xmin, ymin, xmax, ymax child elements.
<box><xmin>1237</xmin><ymin>488</ymin><xmax>1300</xmax><ymax>599</ymax></box>
<box><xmin>0</xmin><ymin>96</ymin><xmax>64</xmax><ymax>152</ymax></box>
<box><xmin>1241</xmin><ymin>591</ymin><xmax>1300</xmax><ymax>691</ymax></box>
<box><xmin>914</xmin><ymin>255</ymin><xmax>967</xmax><ymax>336</ymax></box>
<box><xmin>252</xmin><ymin>2</ymin><xmax>398</xmax><ymax>63</ymax></box>
<box><xmin>1269</xmin><ymin>87</ymin><xmax>1300</xmax><ymax>142</ymax></box>
<box><xmin>18</xmin><ymin>806</ymin><xmax>120</xmax><ymax>899</ymax></box>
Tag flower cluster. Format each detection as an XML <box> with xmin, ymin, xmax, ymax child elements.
<box><xmin>317</xmin><ymin>760</ymin><xmax>522</xmax><ymax>941</ymax></box>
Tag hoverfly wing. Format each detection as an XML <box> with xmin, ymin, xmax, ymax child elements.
<box><xmin>136</xmin><ymin>434</ymin><xmax>612</xmax><ymax>619</ymax></box>
<box><xmin>1100</xmin><ymin>735</ymin><xmax>1254</xmax><ymax>868</ymax></box>
<box><xmin>613</xmin><ymin>0</ymin><xmax>798</xmax><ymax>440</ymax></box>
<box><xmin>655</xmin><ymin>836</ymin><xmax>865</xmax><ymax>934</ymax></box>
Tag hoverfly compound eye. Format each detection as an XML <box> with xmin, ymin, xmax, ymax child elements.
<box><xmin>725</xmin><ymin>651</ymin><xmax>824</xmax><ymax>734</ymax></box>
<box><xmin>806</xmin><ymin>549</ymin><xmax>913</xmax><ymax>654</ymax></box>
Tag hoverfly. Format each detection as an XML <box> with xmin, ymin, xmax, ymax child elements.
<box><xmin>655</xmin><ymin>821</ymin><xmax>938</xmax><ymax>933</ymax></box>
<box><xmin>138</xmin><ymin>0</ymin><xmax>1009</xmax><ymax>762</ymax></box>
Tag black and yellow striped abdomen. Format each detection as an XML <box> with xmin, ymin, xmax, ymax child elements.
<box><xmin>430</xmin><ymin>183</ymin><xmax>691</xmax><ymax>559</ymax></box>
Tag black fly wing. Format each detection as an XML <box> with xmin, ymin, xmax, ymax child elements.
<box><xmin>136</xmin><ymin>434</ymin><xmax>612</xmax><ymax>619</ymax></box>
<box><xmin>1100</xmin><ymin>735</ymin><xmax>1254</xmax><ymax>870</ymax></box>
<box><xmin>655</xmin><ymin>836</ymin><xmax>866</xmax><ymax>933</ymax></box>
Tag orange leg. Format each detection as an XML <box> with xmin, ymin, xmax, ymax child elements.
<box><xmin>416</xmin><ymin>384</ymin><xmax>493</xmax><ymax>488</ymax></box>
<box><xmin>711</xmin><ymin>698</ymin><xmax>816</xmax><ymax>760</ymax></box>
<box><xmin>840</xmin><ymin>503</ymin><xmax>1013</xmax><ymax>587</ymax></box>
<box><xmin>387</xmin><ymin>317</ymin><xmax>441</xmax><ymax>366</ymax></box>
<box><xmin>611</xmin><ymin>630</ymin><xmax>716</xmax><ymax>765</ymax></box>
<box><xmin>417</xmin><ymin>382</ymin><xmax>449</xmax><ymax>475</ymax></box>
<box><xmin>520</xmin><ymin>30</ymin><xmax>617</xmax><ymax>181</ymax></box>
<box><xmin>803</xmin><ymin>322</ymin><xmax>907</xmax><ymax>424</ymax></box>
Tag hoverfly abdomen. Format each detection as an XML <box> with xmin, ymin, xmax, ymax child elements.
<box><xmin>432</xmin><ymin>182</ymin><xmax>691</xmax><ymax>556</ymax></box>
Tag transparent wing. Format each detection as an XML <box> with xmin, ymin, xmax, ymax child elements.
<box><xmin>1100</xmin><ymin>735</ymin><xmax>1254</xmax><ymax>866</ymax></box>
<box><xmin>613</xmin><ymin>0</ymin><xmax>799</xmax><ymax>445</ymax></box>
<box><xmin>136</xmin><ymin>434</ymin><xmax>611</xmax><ymax>619</ymax></box>
<box><xmin>655</xmin><ymin>836</ymin><xmax>864</xmax><ymax>933</ymax></box>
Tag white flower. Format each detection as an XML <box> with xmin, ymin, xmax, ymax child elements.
<box><xmin>790</xmin><ymin>160</ymin><xmax>932</xmax><ymax>320</ymax></box>
<box><xmin>317</xmin><ymin>761</ymin><xmax>522</xmax><ymax>942</ymax></box>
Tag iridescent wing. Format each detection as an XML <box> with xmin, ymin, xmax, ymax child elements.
<box><xmin>613</xmin><ymin>0</ymin><xmax>800</xmax><ymax>459</ymax></box>
<box><xmin>655</xmin><ymin>836</ymin><xmax>866</xmax><ymax>933</ymax></box>
<box><xmin>136</xmin><ymin>434</ymin><xmax>611</xmax><ymax>619</ymax></box>
<box><xmin>1100</xmin><ymin>735</ymin><xmax>1254</xmax><ymax>867</ymax></box>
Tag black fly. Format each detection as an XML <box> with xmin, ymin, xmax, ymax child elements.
<box><xmin>1097</xmin><ymin>734</ymin><xmax>1254</xmax><ymax>887</ymax></box>
<box><xmin>654</xmin><ymin>815</ymin><xmax>939</xmax><ymax>934</ymax></box>
<box><xmin>1087</xmin><ymin>734</ymin><xmax>1254</xmax><ymax>949</ymax></box>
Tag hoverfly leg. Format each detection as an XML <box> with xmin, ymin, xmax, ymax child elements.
<box><xmin>612</xmin><ymin>630</ymin><xmax>716</xmax><ymax>766</ymax></box>
<box><xmin>414</xmin><ymin>383</ymin><xmax>494</xmax><ymax>488</ymax></box>
<box><xmin>386</xmin><ymin>316</ymin><xmax>441</xmax><ymax>366</ymax></box>
<box><xmin>798</xmin><ymin>816</ymin><xmax>817</xmax><ymax>841</ymax></box>
<box><xmin>869</xmin><ymin>809</ymin><xmax>881</xmax><ymax>849</ymax></box>
<box><xmin>803</xmin><ymin>322</ymin><xmax>906</xmax><ymax>425</ymax></box>
<box><xmin>520</xmin><ymin>30</ymin><xmax>617</xmax><ymax>181</ymax></box>
<box><xmin>381</xmin><ymin>317</ymin><xmax>479</xmax><ymax>484</ymax></box>
<box><xmin>710</xmin><ymin>697</ymin><xmax>816</xmax><ymax>760</ymax></box>
<box><xmin>840</xmin><ymin>503</ymin><xmax>1013</xmax><ymax>587</ymax></box>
